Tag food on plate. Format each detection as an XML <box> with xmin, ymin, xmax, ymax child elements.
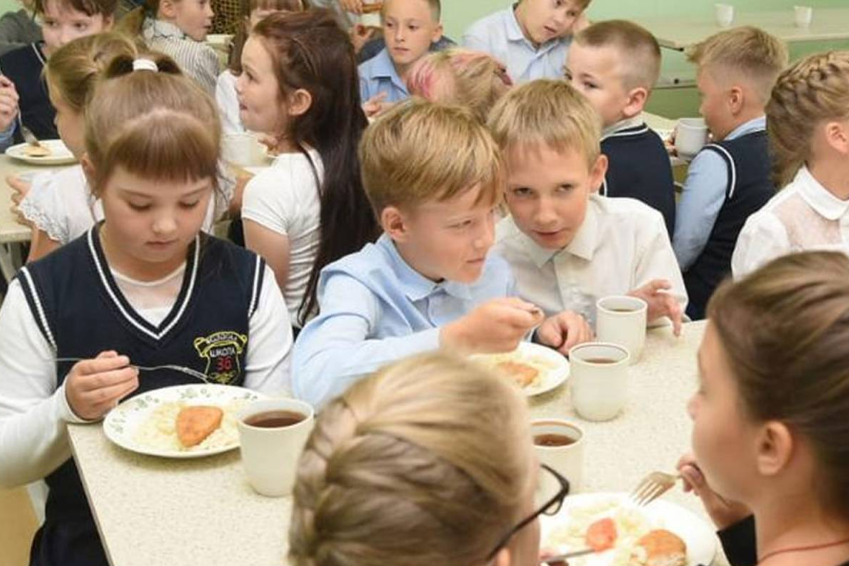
<box><xmin>631</xmin><ymin>529</ymin><xmax>687</xmax><ymax>566</ymax></box>
<box><xmin>176</xmin><ymin>405</ymin><xmax>224</xmax><ymax>447</ymax></box>
<box><xmin>22</xmin><ymin>144</ymin><xmax>52</xmax><ymax>157</ymax></box>
<box><xmin>133</xmin><ymin>401</ymin><xmax>243</xmax><ymax>452</ymax></box>
<box><xmin>495</xmin><ymin>360</ymin><xmax>540</xmax><ymax>387</ymax></box>
<box><xmin>586</xmin><ymin>517</ymin><xmax>618</xmax><ymax>552</ymax></box>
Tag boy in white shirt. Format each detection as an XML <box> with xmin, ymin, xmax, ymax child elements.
<box><xmin>489</xmin><ymin>79</ymin><xmax>686</xmax><ymax>332</ymax></box>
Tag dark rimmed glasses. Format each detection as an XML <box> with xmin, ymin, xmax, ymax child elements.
<box><xmin>486</xmin><ymin>463</ymin><xmax>571</xmax><ymax>561</ymax></box>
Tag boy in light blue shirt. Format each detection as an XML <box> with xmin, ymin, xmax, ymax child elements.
<box><xmin>358</xmin><ymin>0</ymin><xmax>443</xmax><ymax>105</ymax></box>
<box><xmin>462</xmin><ymin>0</ymin><xmax>590</xmax><ymax>83</ymax></box>
<box><xmin>292</xmin><ymin>99</ymin><xmax>593</xmax><ymax>407</ymax></box>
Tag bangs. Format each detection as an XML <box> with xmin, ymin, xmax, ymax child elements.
<box><xmin>430</xmin><ymin>148</ymin><xmax>504</xmax><ymax>209</ymax></box>
<box><xmin>37</xmin><ymin>0</ymin><xmax>117</xmax><ymax>16</ymax></box>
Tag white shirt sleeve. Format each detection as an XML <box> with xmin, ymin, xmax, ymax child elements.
<box><xmin>731</xmin><ymin>212</ymin><xmax>790</xmax><ymax>280</ymax></box>
<box><xmin>18</xmin><ymin>171</ymin><xmax>71</xmax><ymax>243</ymax></box>
<box><xmin>241</xmin><ymin>169</ymin><xmax>295</xmax><ymax>237</ymax></box>
<box><xmin>633</xmin><ymin>211</ymin><xmax>690</xmax><ymax>321</ymax></box>
<box><xmin>0</xmin><ymin>281</ymin><xmax>91</xmax><ymax>489</ymax></box>
<box><xmin>215</xmin><ymin>71</ymin><xmax>243</xmax><ymax>135</ymax></box>
<box><xmin>243</xmin><ymin>264</ymin><xmax>293</xmax><ymax>396</ymax></box>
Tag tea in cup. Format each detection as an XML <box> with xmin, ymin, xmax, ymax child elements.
<box><xmin>596</xmin><ymin>296</ymin><xmax>647</xmax><ymax>364</ymax></box>
<box><xmin>532</xmin><ymin>419</ymin><xmax>585</xmax><ymax>497</ymax></box>
<box><xmin>674</xmin><ymin>118</ymin><xmax>709</xmax><ymax>159</ymax></box>
<box><xmin>569</xmin><ymin>343</ymin><xmax>629</xmax><ymax>422</ymax></box>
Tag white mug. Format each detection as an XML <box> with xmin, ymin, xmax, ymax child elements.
<box><xmin>237</xmin><ymin>399</ymin><xmax>315</xmax><ymax>497</ymax></box>
<box><xmin>222</xmin><ymin>132</ymin><xmax>266</xmax><ymax>167</ymax></box>
<box><xmin>715</xmin><ymin>3</ymin><xmax>734</xmax><ymax>27</ymax></box>
<box><xmin>675</xmin><ymin>118</ymin><xmax>709</xmax><ymax>159</ymax></box>
<box><xmin>794</xmin><ymin>6</ymin><xmax>813</xmax><ymax>28</ymax></box>
<box><xmin>570</xmin><ymin>343</ymin><xmax>629</xmax><ymax>422</ymax></box>
<box><xmin>360</xmin><ymin>0</ymin><xmax>383</xmax><ymax>28</ymax></box>
<box><xmin>596</xmin><ymin>296</ymin><xmax>647</xmax><ymax>365</ymax></box>
<box><xmin>532</xmin><ymin>419</ymin><xmax>585</xmax><ymax>500</ymax></box>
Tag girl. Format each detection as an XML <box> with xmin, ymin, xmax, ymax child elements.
<box><xmin>289</xmin><ymin>352</ymin><xmax>560</xmax><ymax>566</ymax></box>
<box><xmin>732</xmin><ymin>51</ymin><xmax>849</xmax><ymax>278</ymax></box>
<box><xmin>239</xmin><ymin>9</ymin><xmax>379</xmax><ymax>329</ymax></box>
<box><xmin>681</xmin><ymin>250</ymin><xmax>849</xmax><ymax>566</ymax></box>
<box><xmin>214</xmin><ymin>0</ymin><xmax>306</xmax><ymax>135</ymax></box>
<box><xmin>0</xmin><ymin>51</ymin><xmax>292</xmax><ymax>566</ymax></box>
<box><xmin>406</xmin><ymin>47</ymin><xmax>513</xmax><ymax>123</ymax></box>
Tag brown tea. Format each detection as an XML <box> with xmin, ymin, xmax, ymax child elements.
<box><xmin>244</xmin><ymin>410</ymin><xmax>306</xmax><ymax>428</ymax></box>
<box><xmin>584</xmin><ymin>358</ymin><xmax>617</xmax><ymax>364</ymax></box>
<box><xmin>534</xmin><ymin>434</ymin><xmax>576</xmax><ymax>447</ymax></box>
<box><xmin>609</xmin><ymin>308</ymin><xmax>637</xmax><ymax>313</ymax></box>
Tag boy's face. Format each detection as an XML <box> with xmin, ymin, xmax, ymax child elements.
<box><xmin>515</xmin><ymin>0</ymin><xmax>584</xmax><ymax>46</ymax></box>
<box><xmin>171</xmin><ymin>0</ymin><xmax>214</xmax><ymax>41</ymax></box>
<box><xmin>504</xmin><ymin>142</ymin><xmax>606</xmax><ymax>250</ymax></box>
<box><xmin>566</xmin><ymin>43</ymin><xmax>634</xmax><ymax>128</ymax></box>
<box><xmin>386</xmin><ymin>184</ymin><xmax>496</xmax><ymax>283</ymax></box>
<box><xmin>383</xmin><ymin>0</ymin><xmax>442</xmax><ymax>70</ymax></box>
<box><xmin>697</xmin><ymin>67</ymin><xmax>736</xmax><ymax>140</ymax></box>
<box><xmin>40</xmin><ymin>0</ymin><xmax>112</xmax><ymax>54</ymax></box>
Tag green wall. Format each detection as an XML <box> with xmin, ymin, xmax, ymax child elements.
<box><xmin>0</xmin><ymin>0</ymin><xmax>19</xmax><ymax>14</ymax></box>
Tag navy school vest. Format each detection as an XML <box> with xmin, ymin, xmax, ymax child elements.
<box><xmin>0</xmin><ymin>42</ymin><xmax>58</xmax><ymax>142</ymax></box>
<box><xmin>17</xmin><ymin>227</ymin><xmax>266</xmax><ymax>566</ymax></box>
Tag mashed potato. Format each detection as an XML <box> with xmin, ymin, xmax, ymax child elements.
<box><xmin>134</xmin><ymin>401</ymin><xmax>245</xmax><ymax>453</ymax></box>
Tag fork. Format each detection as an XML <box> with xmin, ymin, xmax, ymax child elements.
<box><xmin>629</xmin><ymin>471</ymin><xmax>681</xmax><ymax>507</ymax></box>
<box><xmin>52</xmin><ymin>357</ymin><xmax>211</xmax><ymax>384</ymax></box>
<box><xmin>17</xmin><ymin>115</ymin><xmax>42</xmax><ymax>148</ymax></box>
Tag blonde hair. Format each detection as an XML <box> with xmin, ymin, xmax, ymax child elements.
<box><xmin>687</xmin><ymin>26</ymin><xmax>788</xmax><ymax>104</ymax></box>
<box><xmin>487</xmin><ymin>79</ymin><xmax>601</xmax><ymax>167</ymax></box>
<box><xmin>289</xmin><ymin>353</ymin><xmax>535</xmax><ymax>566</ymax></box>
<box><xmin>359</xmin><ymin>98</ymin><xmax>504</xmax><ymax>215</ymax></box>
<box><xmin>84</xmin><ymin>52</ymin><xmax>221</xmax><ymax>196</ymax></box>
<box><xmin>766</xmin><ymin>50</ymin><xmax>849</xmax><ymax>188</ymax></box>
<box><xmin>406</xmin><ymin>48</ymin><xmax>513</xmax><ymax>123</ymax></box>
<box><xmin>574</xmin><ymin>20</ymin><xmax>661</xmax><ymax>91</ymax></box>
<box><xmin>708</xmin><ymin>251</ymin><xmax>849</xmax><ymax>522</ymax></box>
<box><xmin>381</xmin><ymin>0</ymin><xmax>441</xmax><ymax>22</ymax></box>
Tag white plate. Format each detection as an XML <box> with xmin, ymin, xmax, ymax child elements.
<box><xmin>472</xmin><ymin>342</ymin><xmax>570</xmax><ymax>397</ymax></box>
<box><xmin>205</xmin><ymin>33</ymin><xmax>233</xmax><ymax>47</ymax></box>
<box><xmin>103</xmin><ymin>384</ymin><xmax>267</xmax><ymax>459</ymax></box>
<box><xmin>541</xmin><ymin>493</ymin><xmax>717</xmax><ymax>566</ymax></box>
<box><xmin>5</xmin><ymin>139</ymin><xmax>77</xmax><ymax>165</ymax></box>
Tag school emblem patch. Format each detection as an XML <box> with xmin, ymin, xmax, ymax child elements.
<box><xmin>193</xmin><ymin>331</ymin><xmax>248</xmax><ymax>384</ymax></box>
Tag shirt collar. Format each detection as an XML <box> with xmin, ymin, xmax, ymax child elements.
<box><xmin>520</xmin><ymin>196</ymin><xmax>600</xmax><ymax>267</ymax></box>
<box><xmin>601</xmin><ymin>116</ymin><xmax>645</xmax><ymax>139</ymax></box>
<box><xmin>370</xmin><ymin>48</ymin><xmax>408</xmax><ymax>94</ymax></box>
<box><xmin>377</xmin><ymin>234</ymin><xmax>472</xmax><ymax>302</ymax></box>
<box><xmin>726</xmin><ymin>115</ymin><xmax>766</xmax><ymax>140</ymax></box>
<box><xmin>143</xmin><ymin>18</ymin><xmax>188</xmax><ymax>41</ymax></box>
<box><xmin>795</xmin><ymin>165</ymin><xmax>849</xmax><ymax>221</ymax></box>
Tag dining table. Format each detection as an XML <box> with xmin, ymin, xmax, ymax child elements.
<box><xmin>66</xmin><ymin>319</ymin><xmax>730</xmax><ymax>566</ymax></box>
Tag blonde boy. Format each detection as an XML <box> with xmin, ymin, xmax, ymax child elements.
<box><xmin>292</xmin><ymin>99</ymin><xmax>592</xmax><ymax>407</ymax></box>
<box><xmin>358</xmin><ymin>0</ymin><xmax>443</xmax><ymax>104</ymax></box>
<box><xmin>672</xmin><ymin>27</ymin><xmax>787</xmax><ymax>319</ymax></box>
<box><xmin>566</xmin><ymin>20</ymin><xmax>675</xmax><ymax>236</ymax></box>
<box><xmin>490</xmin><ymin>80</ymin><xmax>686</xmax><ymax>333</ymax></box>
<box><xmin>463</xmin><ymin>0</ymin><xmax>590</xmax><ymax>83</ymax></box>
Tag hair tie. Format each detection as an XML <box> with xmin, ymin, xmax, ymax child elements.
<box><xmin>133</xmin><ymin>58</ymin><xmax>158</xmax><ymax>73</ymax></box>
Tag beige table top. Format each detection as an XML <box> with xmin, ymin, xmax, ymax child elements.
<box><xmin>67</xmin><ymin>320</ymin><xmax>728</xmax><ymax>566</ymax></box>
<box><xmin>636</xmin><ymin>8</ymin><xmax>849</xmax><ymax>51</ymax></box>
<box><xmin>0</xmin><ymin>155</ymin><xmax>70</xmax><ymax>244</ymax></box>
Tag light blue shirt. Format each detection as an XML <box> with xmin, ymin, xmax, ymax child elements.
<box><xmin>673</xmin><ymin>116</ymin><xmax>767</xmax><ymax>271</ymax></box>
<box><xmin>0</xmin><ymin>122</ymin><xmax>16</xmax><ymax>152</ymax></box>
<box><xmin>358</xmin><ymin>47</ymin><xmax>409</xmax><ymax>104</ymax></box>
<box><xmin>462</xmin><ymin>7</ymin><xmax>571</xmax><ymax>83</ymax></box>
<box><xmin>292</xmin><ymin>234</ymin><xmax>516</xmax><ymax>407</ymax></box>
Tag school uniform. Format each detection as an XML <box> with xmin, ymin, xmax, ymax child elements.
<box><xmin>142</xmin><ymin>18</ymin><xmax>220</xmax><ymax>95</ymax></box>
<box><xmin>358</xmin><ymin>47</ymin><xmax>409</xmax><ymax>104</ymax></box>
<box><xmin>292</xmin><ymin>233</ymin><xmax>516</xmax><ymax>408</ymax></box>
<box><xmin>601</xmin><ymin>117</ymin><xmax>676</xmax><ymax>237</ymax></box>
<box><xmin>0</xmin><ymin>42</ymin><xmax>57</xmax><ymax>149</ymax></box>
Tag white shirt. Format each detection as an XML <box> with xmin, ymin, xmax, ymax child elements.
<box><xmin>241</xmin><ymin>148</ymin><xmax>323</xmax><ymax>326</ymax></box>
<box><xmin>732</xmin><ymin>165</ymin><xmax>849</xmax><ymax>278</ymax></box>
<box><xmin>494</xmin><ymin>195</ymin><xmax>687</xmax><ymax>325</ymax></box>
<box><xmin>0</xmin><ymin>261</ymin><xmax>291</xmax><ymax>489</ymax></box>
<box><xmin>215</xmin><ymin>70</ymin><xmax>243</xmax><ymax>135</ymax></box>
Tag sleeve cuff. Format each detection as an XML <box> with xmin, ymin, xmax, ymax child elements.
<box><xmin>57</xmin><ymin>382</ymin><xmax>101</xmax><ymax>424</ymax></box>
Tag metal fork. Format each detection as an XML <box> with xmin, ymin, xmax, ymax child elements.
<box><xmin>629</xmin><ymin>471</ymin><xmax>681</xmax><ymax>507</ymax></box>
<box><xmin>52</xmin><ymin>357</ymin><xmax>211</xmax><ymax>384</ymax></box>
<box><xmin>17</xmin><ymin>115</ymin><xmax>42</xmax><ymax>148</ymax></box>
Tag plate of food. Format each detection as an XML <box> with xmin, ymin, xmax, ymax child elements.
<box><xmin>541</xmin><ymin>493</ymin><xmax>717</xmax><ymax>566</ymax></box>
<box><xmin>103</xmin><ymin>384</ymin><xmax>267</xmax><ymax>458</ymax></box>
<box><xmin>5</xmin><ymin>140</ymin><xmax>77</xmax><ymax>165</ymax></box>
<box><xmin>472</xmin><ymin>342</ymin><xmax>570</xmax><ymax>397</ymax></box>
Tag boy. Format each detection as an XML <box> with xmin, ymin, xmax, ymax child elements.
<box><xmin>671</xmin><ymin>27</ymin><xmax>788</xmax><ymax>319</ymax></box>
<box><xmin>462</xmin><ymin>0</ymin><xmax>589</xmax><ymax>83</ymax></box>
<box><xmin>489</xmin><ymin>80</ymin><xmax>686</xmax><ymax>333</ymax></box>
<box><xmin>358</xmin><ymin>0</ymin><xmax>443</xmax><ymax>104</ymax></box>
<box><xmin>292</xmin><ymin>99</ymin><xmax>592</xmax><ymax>407</ymax></box>
<box><xmin>0</xmin><ymin>0</ymin><xmax>115</xmax><ymax>149</ymax></box>
<box><xmin>566</xmin><ymin>20</ymin><xmax>675</xmax><ymax>237</ymax></box>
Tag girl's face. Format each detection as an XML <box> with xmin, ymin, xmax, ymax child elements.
<box><xmin>48</xmin><ymin>87</ymin><xmax>85</xmax><ymax>159</ymax></box>
<box><xmin>170</xmin><ymin>0</ymin><xmax>214</xmax><ymax>41</ymax></box>
<box><xmin>96</xmin><ymin>166</ymin><xmax>212</xmax><ymax>279</ymax></box>
<box><xmin>236</xmin><ymin>36</ymin><xmax>286</xmax><ymax>135</ymax></box>
<box><xmin>40</xmin><ymin>0</ymin><xmax>112</xmax><ymax>55</ymax></box>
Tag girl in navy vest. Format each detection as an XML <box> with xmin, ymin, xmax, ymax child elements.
<box><xmin>0</xmin><ymin>50</ymin><xmax>292</xmax><ymax>566</ymax></box>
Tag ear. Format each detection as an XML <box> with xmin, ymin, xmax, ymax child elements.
<box><xmin>494</xmin><ymin>547</ymin><xmax>512</xmax><ymax>566</ymax></box>
<box><xmin>755</xmin><ymin>421</ymin><xmax>794</xmax><ymax>477</ymax></box>
<box><xmin>286</xmin><ymin>88</ymin><xmax>313</xmax><ymax>118</ymax></box>
<box><xmin>621</xmin><ymin>87</ymin><xmax>648</xmax><ymax>119</ymax></box>
<box><xmin>431</xmin><ymin>22</ymin><xmax>444</xmax><ymax>43</ymax></box>
<box><xmin>823</xmin><ymin>119</ymin><xmax>849</xmax><ymax>155</ymax></box>
<box><xmin>380</xmin><ymin>205</ymin><xmax>410</xmax><ymax>242</ymax></box>
<box><xmin>159</xmin><ymin>0</ymin><xmax>178</xmax><ymax>19</ymax></box>
<box><xmin>102</xmin><ymin>15</ymin><xmax>114</xmax><ymax>30</ymax></box>
<box><xmin>728</xmin><ymin>85</ymin><xmax>745</xmax><ymax>116</ymax></box>
<box><xmin>589</xmin><ymin>154</ymin><xmax>608</xmax><ymax>194</ymax></box>
<box><xmin>80</xmin><ymin>154</ymin><xmax>97</xmax><ymax>189</ymax></box>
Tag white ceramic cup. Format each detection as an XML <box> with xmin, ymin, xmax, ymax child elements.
<box><xmin>596</xmin><ymin>296</ymin><xmax>648</xmax><ymax>365</ymax></box>
<box><xmin>360</xmin><ymin>0</ymin><xmax>382</xmax><ymax>28</ymax></box>
<box><xmin>532</xmin><ymin>419</ymin><xmax>585</xmax><ymax>501</ymax></box>
<box><xmin>569</xmin><ymin>342</ymin><xmax>630</xmax><ymax>422</ymax></box>
<box><xmin>675</xmin><ymin>118</ymin><xmax>709</xmax><ymax>159</ymax></box>
<box><xmin>237</xmin><ymin>399</ymin><xmax>315</xmax><ymax>497</ymax></box>
<box><xmin>715</xmin><ymin>3</ymin><xmax>734</xmax><ymax>27</ymax></box>
<box><xmin>794</xmin><ymin>6</ymin><xmax>813</xmax><ymax>28</ymax></box>
<box><xmin>222</xmin><ymin>132</ymin><xmax>266</xmax><ymax>167</ymax></box>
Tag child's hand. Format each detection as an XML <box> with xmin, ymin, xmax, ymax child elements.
<box><xmin>350</xmin><ymin>23</ymin><xmax>375</xmax><ymax>53</ymax></box>
<box><xmin>440</xmin><ymin>297</ymin><xmax>544</xmax><ymax>353</ymax></box>
<box><xmin>536</xmin><ymin>310</ymin><xmax>593</xmax><ymax>354</ymax></box>
<box><xmin>340</xmin><ymin>0</ymin><xmax>363</xmax><ymax>14</ymax></box>
<box><xmin>363</xmin><ymin>92</ymin><xmax>391</xmax><ymax>119</ymax></box>
<box><xmin>7</xmin><ymin>174</ymin><xmax>31</xmax><ymax>225</ymax></box>
<box><xmin>677</xmin><ymin>453</ymin><xmax>751</xmax><ymax>530</ymax></box>
<box><xmin>64</xmin><ymin>351</ymin><xmax>139</xmax><ymax>421</ymax></box>
<box><xmin>629</xmin><ymin>279</ymin><xmax>683</xmax><ymax>337</ymax></box>
<box><xmin>0</xmin><ymin>76</ymin><xmax>19</xmax><ymax>133</ymax></box>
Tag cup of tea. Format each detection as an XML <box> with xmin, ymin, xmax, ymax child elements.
<box><xmin>532</xmin><ymin>419</ymin><xmax>585</xmax><ymax>498</ymax></box>
<box><xmin>794</xmin><ymin>5</ymin><xmax>813</xmax><ymax>28</ymax></box>
<box><xmin>237</xmin><ymin>399</ymin><xmax>315</xmax><ymax>497</ymax></box>
<box><xmin>674</xmin><ymin>118</ymin><xmax>709</xmax><ymax>160</ymax></box>
<box><xmin>359</xmin><ymin>0</ymin><xmax>383</xmax><ymax>29</ymax></box>
<box><xmin>596</xmin><ymin>296</ymin><xmax>647</xmax><ymax>365</ymax></box>
<box><xmin>715</xmin><ymin>3</ymin><xmax>734</xmax><ymax>27</ymax></box>
<box><xmin>222</xmin><ymin>132</ymin><xmax>266</xmax><ymax>167</ymax></box>
<box><xmin>569</xmin><ymin>342</ymin><xmax>629</xmax><ymax>422</ymax></box>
